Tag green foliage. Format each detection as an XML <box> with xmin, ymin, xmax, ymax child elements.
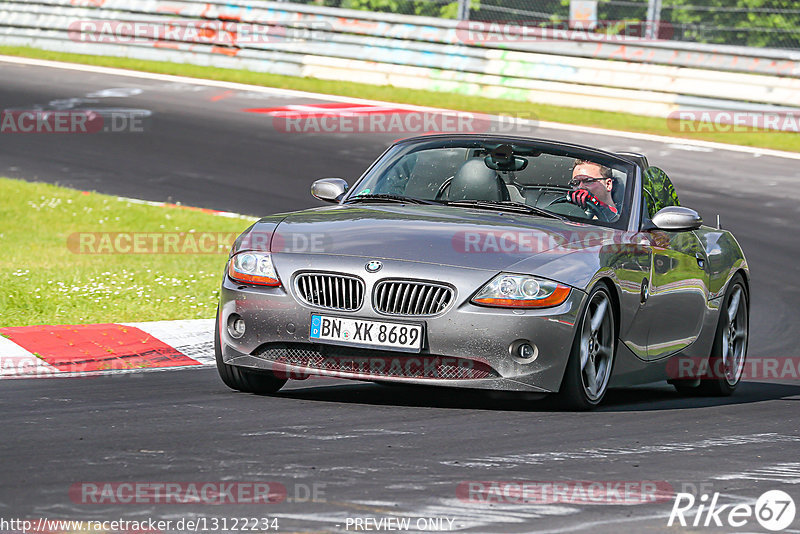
<box><xmin>339</xmin><ymin>0</ymin><xmax>470</xmax><ymax>18</ymax></box>
<box><xmin>664</xmin><ymin>0</ymin><xmax>800</xmax><ymax>48</ymax></box>
<box><xmin>306</xmin><ymin>0</ymin><xmax>799</xmax><ymax>47</ymax></box>
<box><xmin>555</xmin><ymin>0</ymin><xmax>799</xmax><ymax>48</ymax></box>
<box><xmin>439</xmin><ymin>0</ymin><xmax>481</xmax><ymax>19</ymax></box>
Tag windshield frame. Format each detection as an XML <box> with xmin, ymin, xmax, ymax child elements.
<box><xmin>345</xmin><ymin>135</ymin><xmax>639</xmax><ymax>230</ymax></box>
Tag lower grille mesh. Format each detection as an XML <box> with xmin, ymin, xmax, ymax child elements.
<box><xmin>256</xmin><ymin>345</ymin><xmax>494</xmax><ymax>380</ymax></box>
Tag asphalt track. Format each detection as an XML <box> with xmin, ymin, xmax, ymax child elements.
<box><xmin>2</xmin><ymin>59</ymin><xmax>800</xmax><ymax>533</ymax></box>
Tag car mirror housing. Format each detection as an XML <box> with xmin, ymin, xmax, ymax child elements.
<box><xmin>311</xmin><ymin>178</ymin><xmax>349</xmax><ymax>203</ymax></box>
<box><xmin>649</xmin><ymin>206</ymin><xmax>703</xmax><ymax>231</ymax></box>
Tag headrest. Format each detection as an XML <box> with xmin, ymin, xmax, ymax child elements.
<box><xmin>448</xmin><ymin>159</ymin><xmax>508</xmax><ymax>202</ymax></box>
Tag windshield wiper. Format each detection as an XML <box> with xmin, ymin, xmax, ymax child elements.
<box><xmin>446</xmin><ymin>200</ymin><xmax>567</xmax><ymax>220</ymax></box>
<box><xmin>344</xmin><ymin>194</ymin><xmax>439</xmax><ymax>205</ymax></box>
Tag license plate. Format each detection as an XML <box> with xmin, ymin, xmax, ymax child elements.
<box><xmin>309</xmin><ymin>315</ymin><xmax>423</xmax><ymax>352</ymax></box>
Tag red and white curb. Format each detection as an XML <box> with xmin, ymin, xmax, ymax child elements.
<box><xmin>0</xmin><ymin>191</ymin><xmax>248</xmax><ymax>380</ymax></box>
<box><xmin>0</xmin><ymin>319</ymin><xmax>215</xmax><ymax>379</ymax></box>
<box><xmin>117</xmin><ymin>195</ymin><xmax>256</xmax><ymax>220</ymax></box>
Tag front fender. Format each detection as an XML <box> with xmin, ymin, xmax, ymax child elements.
<box><xmin>232</xmin><ymin>215</ymin><xmax>288</xmax><ymax>254</ymax></box>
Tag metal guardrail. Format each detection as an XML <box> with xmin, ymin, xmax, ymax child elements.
<box><xmin>1</xmin><ymin>0</ymin><xmax>798</xmax><ymax>131</ymax></box>
<box><xmin>287</xmin><ymin>0</ymin><xmax>800</xmax><ymax>51</ymax></box>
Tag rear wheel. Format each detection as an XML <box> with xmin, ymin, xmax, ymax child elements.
<box><xmin>697</xmin><ymin>274</ymin><xmax>748</xmax><ymax>396</ymax></box>
<box><xmin>215</xmin><ymin>313</ymin><xmax>287</xmax><ymax>394</ymax></box>
<box><xmin>555</xmin><ymin>285</ymin><xmax>616</xmax><ymax>410</ymax></box>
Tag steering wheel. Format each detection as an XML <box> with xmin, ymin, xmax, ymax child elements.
<box><xmin>516</xmin><ymin>184</ymin><xmax>571</xmax><ymax>209</ymax></box>
<box><xmin>549</xmin><ymin>195</ymin><xmax>614</xmax><ymax>222</ymax></box>
<box><xmin>434</xmin><ymin>177</ymin><xmax>453</xmax><ymax>201</ymax></box>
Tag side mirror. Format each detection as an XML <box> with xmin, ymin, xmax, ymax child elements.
<box><xmin>311</xmin><ymin>178</ymin><xmax>349</xmax><ymax>203</ymax></box>
<box><xmin>649</xmin><ymin>206</ymin><xmax>702</xmax><ymax>231</ymax></box>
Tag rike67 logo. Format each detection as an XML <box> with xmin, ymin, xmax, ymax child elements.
<box><xmin>669</xmin><ymin>490</ymin><xmax>796</xmax><ymax>531</ymax></box>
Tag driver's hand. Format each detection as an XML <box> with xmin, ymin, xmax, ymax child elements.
<box><xmin>567</xmin><ymin>190</ymin><xmax>618</xmax><ymax>222</ymax></box>
<box><xmin>567</xmin><ymin>189</ymin><xmax>599</xmax><ymax>209</ymax></box>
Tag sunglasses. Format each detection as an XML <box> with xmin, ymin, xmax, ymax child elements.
<box><xmin>569</xmin><ymin>175</ymin><xmax>608</xmax><ymax>188</ymax></box>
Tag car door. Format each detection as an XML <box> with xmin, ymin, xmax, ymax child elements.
<box><xmin>639</xmin><ymin>168</ymin><xmax>710</xmax><ymax>360</ymax></box>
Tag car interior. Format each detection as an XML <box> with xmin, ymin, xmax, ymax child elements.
<box><xmin>377</xmin><ymin>145</ymin><xmax>629</xmax><ymax>222</ymax></box>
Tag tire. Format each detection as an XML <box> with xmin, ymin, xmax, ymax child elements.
<box><xmin>696</xmin><ymin>273</ymin><xmax>748</xmax><ymax>396</ymax></box>
<box><xmin>215</xmin><ymin>313</ymin><xmax>287</xmax><ymax>394</ymax></box>
<box><xmin>555</xmin><ymin>284</ymin><xmax>617</xmax><ymax>410</ymax></box>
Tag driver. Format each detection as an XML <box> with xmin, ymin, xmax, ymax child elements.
<box><xmin>566</xmin><ymin>159</ymin><xmax>618</xmax><ymax>221</ymax></box>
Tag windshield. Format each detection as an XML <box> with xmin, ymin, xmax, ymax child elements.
<box><xmin>346</xmin><ymin>139</ymin><xmax>634</xmax><ymax>229</ymax></box>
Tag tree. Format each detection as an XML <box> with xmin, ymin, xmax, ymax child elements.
<box><xmin>663</xmin><ymin>0</ymin><xmax>800</xmax><ymax>48</ymax></box>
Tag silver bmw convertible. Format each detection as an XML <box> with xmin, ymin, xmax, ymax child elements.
<box><xmin>215</xmin><ymin>135</ymin><xmax>749</xmax><ymax>409</ymax></box>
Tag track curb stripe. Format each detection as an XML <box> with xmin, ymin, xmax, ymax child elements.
<box><xmin>116</xmin><ymin>195</ymin><xmax>257</xmax><ymax>220</ymax></box>
<box><xmin>0</xmin><ymin>319</ymin><xmax>215</xmax><ymax>379</ymax></box>
<box><xmin>0</xmin><ymin>335</ymin><xmax>59</xmax><ymax>378</ymax></box>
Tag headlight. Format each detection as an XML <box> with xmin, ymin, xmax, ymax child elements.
<box><xmin>472</xmin><ymin>274</ymin><xmax>570</xmax><ymax>308</ymax></box>
<box><xmin>228</xmin><ymin>252</ymin><xmax>280</xmax><ymax>287</ymax></box>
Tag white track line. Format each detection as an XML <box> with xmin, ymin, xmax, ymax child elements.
<box><xmin>0</xmin><ymin>335</ymin><xmax>61</xmax><ymax>378</ymax></box>
<box><xmin>2</xmin><ymin>54</ymin><xmax>800</xmax><ymax>161</ymax></box>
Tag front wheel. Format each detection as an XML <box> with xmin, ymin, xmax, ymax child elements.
<box><xmin>215</xmin><ymin>314</ymin><xmax>287</xmax><ymax>394</ymax></box>
<box><xmin>555</xmin><ymin>285</ymin><xmax>616</xmax><ymax>410</ymax></box>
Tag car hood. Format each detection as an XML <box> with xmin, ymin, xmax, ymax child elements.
<box><xmin>255</xmin><ymin>204</ymin><xmax>627</xmax><ymax>276</ymax></box>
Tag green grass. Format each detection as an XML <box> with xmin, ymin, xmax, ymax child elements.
<box><xmin>0</xmin><ymin>177</ymin><xmax>256</xmax><ymax>327</ymax></box>
<box><xmin>2</xmin><ymin>45</ymin><xmax>797</xmax><ymax>153</ymax></box>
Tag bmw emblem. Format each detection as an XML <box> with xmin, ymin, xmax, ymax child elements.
<box><xmin>365</xmin><ymin>261</ymin><xmax>382</xmax><ymax>273</ymax></box>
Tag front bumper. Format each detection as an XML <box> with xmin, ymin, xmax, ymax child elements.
<box><xmin>218</xmin><ymin>254</ymin><xmax>586</xmax><ymax>392</ymax></box>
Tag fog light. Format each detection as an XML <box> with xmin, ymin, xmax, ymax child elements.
<box><xmin>509</xmin><ymin>339</ymin><xmax>538</xmax><ymax>364</ymax></box>
<box><xmin>227</xmin><ymin>314</ymin><xmax>246</xmax><ymax>339</ymax></box>
<box><xmin>518</xmin><ymin>343</ymin><xmax>535</xmax><ymax>359</ymax></box>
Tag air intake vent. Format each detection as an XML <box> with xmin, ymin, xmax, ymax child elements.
<box><xmin>374</xmin><ymin>280</ymin><xmax>454</xmax><ymax>316</ymax></box>
<box><xmin>295</xmin><ymin>273</ymin><xmax>364</xmax><ymax>311</ymax></box>
<box><xmin>256</xmin><ymin>344</ymin><xmax>496</xmax><ymax>380</ymax></box>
